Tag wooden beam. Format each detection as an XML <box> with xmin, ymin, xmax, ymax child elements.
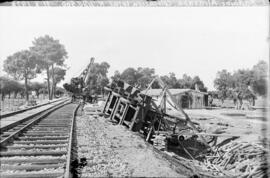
<box><xmin>102</xmin><ymin>91</ymin><xmax>112</xmax><ymax>113</ymax></box>
<box><xmin>109</xmin><ymin>96</ymin><xmax>120</xmax><ymax>120</ymax></box>
<box><xmin>154</xmin><ymin>77</ymin><xmax>212</xmax><ymax>149</ymax></box>
<box><xmin>151</xmin><ymin>100</ymin><xmax>171</xmax><ymax>131</ymax></box>
<box><xmin>119</xmin><ymin>103</ymin><xmax>129</xmax><ymax>125</ymax></box>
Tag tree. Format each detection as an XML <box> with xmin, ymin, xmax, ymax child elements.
<box><xmin>114</xmin><ymin>67</ymin><xmax>156</xmax><ymax>89</ymax></box>
<box><xmin>213</xmin><ymin>61</ymin><xmax>268</xmax><ymax>108</ymax></box>
<box><xmin>0</xmin><ymin>76</ymin><xmax>11</xmax><ymax>100</ymax></box>
<box><xmin>13</xmin><ymin>81</ymin><xmax>24</xmax><ymax>99</ymax></box>
<box><xmin>136</xmin><ymin>67</ymin><xmax>155</xmax><ymax>89</ymax></box>
<box><xmin>50</xmin><ymin>67</ymin><xmax>66</xmax><ymax>97</ymax></box>
<box><xmin>251</xmin><ymin>60</ymin><xmax>268</xmax><ymax>96</ymax></box>
<box><xmin>111</xmin><ymin>70</ymin><xmax>121</xmax><ymax>81</ymax></box>
<box><xmin>55</xmin><ymin>87</ymin><xmax>65</xmax><ymax>96</ymax></box>
<box><xmin>214</xmin><ymin>70</ymin><xmax>234</xmax><ymax>91</ymax></box>
<box><xmin>218</xmin><ymin>89</ymin><xmax>227</xmax><ymax>104</ymax></box>
<box><xmin>191</xmin><ymin>76</ymin><xmax>207</xmax><ymax>92</ymax></box>
<box><xmin>87</xmin><ymin>61</ymin><xmax>110</xmax><ymax>94</ymax></box>
<box><xmin>0</xmin><ymin>76</ymin><xmax>24</xmax><ymax>100</ymax></box>
<box><xmin>180</xmin><ymin>74</ymin><xmax>193</xmax><ymax>89</ymax></box>
<box><xmin>115</xmin><ymin>67</ymin><xmax>209</xmax><ymax>92</ymax></box>
<box><xmin>120</xmin><ymin>67</ymin><xmax>138</xmax><ymax>86</ymax></box>
<box><xmin>233</xmin><ymin>69</ymin><xmax>253</xmax><ymax>88</ymax></box>
<box><xmin>97</xmin><ymin>75</ymin><xmax>109</xmax><ymax>95</ymax></box>
<box><xmin>30</xmin><ymin>35</ymin><xmax>67</xmax><ymax>100</ymax></box>
<box><xmin>114</xmin><ymin>66</ymin><xmax>210</xmax><ymax>92</ymax></box>
<box><xmin>3</xmin><ymin>50</ymin><xmax>39</xmax><ymax>102</ymax></box>
<box><xmin>160</xmin><ymin>73</ymin><xmax>178</xmax><ymax>88</ymax></box>
<box><xmin>29</xmin><ymin>82</ymin><xmax>46</xmax><ymax>98</ymax></box>
<box><xmin>208</xmin><ymin>90</ymin><xmax>219</xmax><ymax>99</ymax></box>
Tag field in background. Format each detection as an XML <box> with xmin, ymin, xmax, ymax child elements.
<box><xmin>212</xmin><ymin>97</ymin><xmax>266</xmax><ymax>109</ymax></box>
<box><xmin>0</xmin><ymin>94</ymin><xmax>49</xmax><ymax>114</ymax></box>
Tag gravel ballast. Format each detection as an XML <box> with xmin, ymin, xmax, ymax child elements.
<box><xmin>75</xmin><ymin>105</ymin><xmax>184</xmax><ymax>177</ymax></box>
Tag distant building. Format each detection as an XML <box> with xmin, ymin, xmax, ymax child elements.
<box><xmin>142</xmin><ymin>88</ymin><xmax>208</xmax><ymax>109</ymax></box>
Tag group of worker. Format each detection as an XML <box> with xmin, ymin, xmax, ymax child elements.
<box><xmin>71</xmin><ymin>93</ymin><xmax>98</xmax><ymax>104</ymax></box>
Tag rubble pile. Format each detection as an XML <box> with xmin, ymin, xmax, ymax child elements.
<box><xmin>203</xmin><ymin>141</ymin><xmax>267</xmax><ymax>177</ymax></box>
<box><xmin>100</xmin><ymin>79</ymin><xmax>268</xmax><ymax>177</ymax></box>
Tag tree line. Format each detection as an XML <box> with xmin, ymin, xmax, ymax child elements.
<box><xmin>111</xmin><ymin>61</ymin><xmax>267</xmax><ymax>107</ymax></box>
<box><xmin>111</xmin><ymin>67</ymin><xmax>207</xmax><ymax>91</ymax></box>
<box><xmin>2</xmin><ymin>35</ymin><xmax>67</xmax><ymax>102</ymax></box>
<box><xmin>212</xmin><ymin>60</ymin><xmax>268</xmax><ymax>106</ymax></box>
<box><xmin>0</xmin><ymin>77</ymin><xmax>65</xmax><ymax>101</ymax></box>
<box><xmin>63</xmin><ymin>65</ymin><xmax>207</xmax><ymax>98</ymax></box>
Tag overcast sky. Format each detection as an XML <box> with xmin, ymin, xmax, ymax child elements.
<box><xmin>0</xmin><ymin>7</ymin><xmax>268</xmax><ymax>90</ymax></box>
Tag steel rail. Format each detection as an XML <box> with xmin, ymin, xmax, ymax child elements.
<box><xmin>0</xmin><ymin>100</ymin><xmax>70</xmax><ymax>148</ymax></box>
<box><xmin>0</xmin><ymin>98</ymin><xmax>70</xmax><ymax>133</ymax></box>
<box><xmin>0</xmin><ymin>97</ymin><xmax>67</xmax><ymax>119</ymax></box>
<box><xmin>0</xmin><ymin>102</ymin><xmax>78</xmax><ymax>178</ymax></box>
<box><xmin>64</xmin><ymin>103</ymin><xmax>81</xmax><ymax>178</ymax></box>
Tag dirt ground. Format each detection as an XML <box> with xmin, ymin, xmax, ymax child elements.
<box><xmin>182</xmin><ymin>108</ymin><xmax>268</xmax><ymax>144</ymax></box>
<box><xmin>0</xmin><ymin>96</ymin><xmax>51</xmax><ymax>114</ymax></box>
<box><xmin>75</xmin><ymin>104</ymin><xmax>188</xmax><ymax>178</ymax></box>
<box><xmin>74</xmin><ymin>103</ymin><xmax>268</xmax><ymax>177</ymax></box>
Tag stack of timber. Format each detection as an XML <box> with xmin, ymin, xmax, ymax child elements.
<box><xmin>202</xmin><ymin>141</ymin><xmax>268</xmax><ymax>177</ymax></box>
<box><xmin>152</xmin><ymin>134</ymin><xmax>167</xmax><ymax>151</ymax></box>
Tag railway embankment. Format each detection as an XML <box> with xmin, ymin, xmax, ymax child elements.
<box><xmin>74</xmin><ymin>103</ymin><xmax>187</xmax><ymax>177</ymax></box>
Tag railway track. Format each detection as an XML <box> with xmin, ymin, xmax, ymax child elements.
<box><xmin>0</xmin><ymin>101</ymin><xmax>80</xmax><ymax>178</ymax></box>
<box><xmin>1</xmin><ymin>98</ymin><xmax>67</xmax><ymax>119</ymax></box>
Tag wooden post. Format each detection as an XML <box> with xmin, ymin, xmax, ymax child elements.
<box><xmin>109</xmin><ymin>96</ymin><xmax>120</xmax><ymax>121</ymax></box>
<box><xmin>146</xmin><ymin>126</ymin><xmax>153</xmax><ymax>142</ymax></box>
<box><xmin>102</xmin><ymin>91</ymin><xmax>112</xmax><ymax>114</ymax></box>
<box><xmin>105</xmin><ymin>93</ymin><xmax>117</xmax><ymax>115</ymax></box>
<box><xmin>151</xmin><ymin>100</ymin><xmax>171</xmax><ymax>131</ymax></box>
<box><xmin>163</xmin><ymin>92</ymin><xmax>166</xmax><ymax>114</ymax></box>
<box><xmin>119</xmin><ymin>103</ymin><xmax>129</xmax><ymax>125</ymax></box>
<box><xmin>129</xmin><ymin>106</ymin><xmax>140</xmax><ymax>131</ymax></box>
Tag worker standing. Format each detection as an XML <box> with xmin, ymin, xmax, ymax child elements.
<box><xmin>209</xmin><ymin>95</ymin><xmax>213</xmax><ymax>107</ymax></box>
<box><xmin>71</xmin><ymin>94</ymin><xmax>76</xmax><ymax>103</ymax></box>
<box><xmin>94</xmin><ymin>94</ymin><xmax>98</xmax><ymax>103</ymax></box>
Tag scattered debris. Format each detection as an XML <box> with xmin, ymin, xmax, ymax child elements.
<box><xmin>100</xmin><ymin>78</ymin><xmax>268</xmax><ymax>177</ymax></box>
<box><xmin>202</xmin><ymin>141</ymin><xmax>267</xmax><ymax>177</ymax></box>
